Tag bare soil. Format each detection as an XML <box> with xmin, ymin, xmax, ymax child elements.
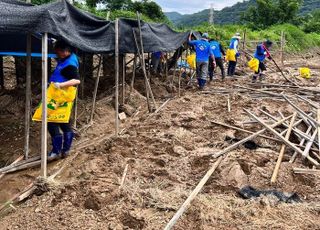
<box><xmin>0</xmin><ymin>54</ymin><xmax>320</xmax><ymax>229</ymax></box>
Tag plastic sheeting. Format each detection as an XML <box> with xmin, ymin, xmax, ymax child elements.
<box><xmin>0</xmin><ymin>0</ymin><xmax>189</xmax><ymax>54</ymax></box>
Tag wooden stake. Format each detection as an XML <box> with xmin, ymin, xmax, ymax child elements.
<box><xmin>280</xmin><ymin>31</ymin><xmax>285</xmax><ymax>67</ymax></box>
<box><xmin>24</xmin><ymin>33</ymin><xmax>32</xmax><ymax>160</ymax></box>
<box><xmin>271</xmin><ymin>112</ymin><xmax>297</xmax><ymax>183</ymax></box>
<box><xmin>89</xmin><ymin>55</ymin><xmax>103</xmax><ymax>124</ymax></box>
<box><xmin>227</xmin><ymin>95</ymin><xmax>231</xmax><ymax>113</ymax></box>
<box><xmin>41</xmin><ymin>33</ymin><xmax>48</xmax><ymax>178</ymax></box>
<box><xmin>131</xmin><ymin>54</ymin><xmax>137</xmax><ymax>91</ymax></box>
<box><xmin>115</xmin><ymin>19</ymin><xmax>120</xmax><ymax>137</ymax></box>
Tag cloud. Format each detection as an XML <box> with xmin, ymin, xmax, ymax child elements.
<box><xmin>155</xmin><ymin>0</ymin><xmax>242</xmax><ymax>14</ymax></box>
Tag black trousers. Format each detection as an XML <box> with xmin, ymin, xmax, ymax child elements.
<box><xmin>227</xmin><ymin>59</ymin><xmax>237</xmax><ymax>76</ymax></box>
<box><xmin>209</xmin><ymin>57</ymin><xmax>225</xmax><ymax>79</ymax></box>
<box><xmin>48</xmin><ymin>122</ymin><xmax>73</xmax><ymax>137</ymax></box>
<box><xmin>255</xmin><ymin>61</ymin><xmax>267</xmax><ymax>74</ymax></box>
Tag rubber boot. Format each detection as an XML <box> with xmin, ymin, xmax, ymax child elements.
<box><xmin>48</xmin><ymin>135</ymin><xmax>63</xmax><ymax>158</ymax></box>
<box><xmin>61</xmin><ymin>132</ymin><xmax>74</xmax><ymax>158</ymax></box>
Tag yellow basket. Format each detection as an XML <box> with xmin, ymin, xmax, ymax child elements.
<box><xmin>299</xmin><ymin>68</ymin><xmax>311</xmax><ymax>79</ymax></box>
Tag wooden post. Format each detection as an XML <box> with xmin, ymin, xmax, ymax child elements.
<box><xmin>41</xmin><ymin>33</ymin><xmax>48</xmax><ymax>178</ymax></box>
<box><xmin>115</xmin><ymin>19</ymin><xmax>119</xmax><ymax>137</ymax></box>
<box><xmin>24</xmin><ymin>33</ymin><xmax>32</xmax><ymax>160</ymax></box>
<box><xmin>271</xmin><ymin>112</ymin><xmax>297</xmax><ymax>183</ymax></box>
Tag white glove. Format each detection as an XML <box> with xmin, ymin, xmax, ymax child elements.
<box><xmin>53</xmin><ymin>82</ymin><xmax>61</xmax><ymax>89</ymax></box>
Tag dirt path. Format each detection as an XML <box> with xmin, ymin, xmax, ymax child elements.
<box><xmin>1</xmin><ymin>56</ymin><xmax>320</xmax><ymax>229</ymax></box>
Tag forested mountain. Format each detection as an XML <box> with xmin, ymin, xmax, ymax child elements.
<box><xmin>165</xmin><ymin>0</ymin><xmax>320</xmax><ymax>27</ymax></box>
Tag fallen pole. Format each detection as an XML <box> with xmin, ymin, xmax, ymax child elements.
<box><xmin>245</xmin><ymin>109</ymin><xmax>320</xmax><ymax>167</ymax></box>
<box><xmin>210</xmin><ymin>120</ymin><xmax>280</xmax><ymax>142</ymax></box>
<box><xmin>290</xmin><ymin>126</ymin><xmax>312</xmax><ymax>163</ymax></box>
<box><xmin>0</xmin><ymin>156</ymin><xmax>24</xmax><ymax>180</ymax></box>
<box><xmin>165</xmin><ymin>115</ymin><xmax>293</xmax><ymax>229</ymax></box>
<box><xmin>271</xmin><ymin>112</ymin><xmax>297</xmax><ymax>183</ymax></box>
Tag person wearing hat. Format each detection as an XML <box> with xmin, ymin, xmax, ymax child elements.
<box><xmin>252</xmin><ymin>40</ymin><xmax>273</xmax><ymax>83</ymax></box>
<box><xmin>208</xmin><ymin>37</ymin><xmax>226</xmax><ymax>81</ymax></box>
<box><xmin>227</xmin><ymin>32</ymin><xmax>241</xmax><ymax>77</ymax></box>
<box><xmin>188</xmin><ymin>32</ymin><xmax>215</xmax><ymax>90</ymax></box>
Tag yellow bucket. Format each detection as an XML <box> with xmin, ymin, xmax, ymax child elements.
<box><xmin>299</xmin><ymin>68</ymin><xmax>311</xmax><ymax>79</ymax></box>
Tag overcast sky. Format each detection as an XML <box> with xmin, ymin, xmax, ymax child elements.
<box><xmin>155</xmin><ymin>0</ymin><xmax>243</xmax><ymax>14</ymax></box>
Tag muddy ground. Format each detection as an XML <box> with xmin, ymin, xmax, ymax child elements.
<box><xmin>0</xmin><ymin>54</ymin><xmax>320</xmax><ymax>229</ymax></box>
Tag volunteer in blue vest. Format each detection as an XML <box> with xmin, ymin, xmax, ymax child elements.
<box><xmin>252</xmin><ymin>40</ymin><xmax>273</xmax><ymax>82</ymax></box>
<box><xmin>227</xmin><ymin>33</ymin><xmax>241</xmax><ymax>76</ymax></box>
<box><xmin>48</xmin><ymin>40</ymin><xmax>80</xmax><ymax>158</ymax></box>
<box><xmin>209</xmin><ymin>38</ymin><xmax>226</xmax><ymax>81</ymax></box>
<box><xmin>188</xmin><ymin>32</ymin><xmax>215</xmax><ymax>90</ymax></box>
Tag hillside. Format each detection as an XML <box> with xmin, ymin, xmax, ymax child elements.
<box><xmin>166</xmin><ymin>0</ymin><xmax>320</xmax><ymax>27</ymax></box>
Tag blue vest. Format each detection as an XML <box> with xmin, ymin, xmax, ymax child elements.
<box><xmin>189</xmin><ymin>39</ymin><xmax>212</xmax><ymax>62</ymax></box>
<box><xmin>254</xmin><ymin>44</ymin><xmax>267</xmax><ymax>62</ymax></box>
<box><xmin>229</xmin><ymin>38</ymin><xmax>238</xmax><ymax>49</ymax></box>
<box><xmin>209</xmin><ymin>41</ymin><xmax>222</xmax><ymax>58</ymax></box>
<box><xmin>50</xmin><ymin>53</ymin><xmax>79</xmax><ymax>83</ymax></box>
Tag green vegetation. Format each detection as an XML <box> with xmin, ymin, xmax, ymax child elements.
<box><xmin>166</xmin><ymin>0</ymin><xmax>320</xmax><ymax>27</ymax></box>
<box><xmin>192</xmin><ymin>23</ymin><xmax>320</xmax><ymax>52</ymax></box>
<box><xmin>241</xmin><ymin>0</ymin><xmax>303</xmax><ymax>29</ymax></box>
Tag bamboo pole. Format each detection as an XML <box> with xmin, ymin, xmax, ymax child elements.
<box><xmin>119</xmin><ymin>164</ymin><xmax>129</xmax><ymax>188</ymax></box>
<box><xmin>131</xmin><ymin>54</ymin><xmax>137</xmax><ymax>90</ymax></box>
<box><xmin>24</xmin><ymin>33</ymin><xmax>32</xmax><ymax>160</ymax></box>
<box><xmin>302</xmin><ymin>129</ymin><xmax>318</xmax><ymax>158</ymax></box>
<box><xmin>73</xmin><ymin>90</ymin><xmax>78</xmax><ymax>128</ymax></box>
<box><xmin>115</xmin><ymin>19</ymin><xmax>119</xmax><ymax>137</ymax></box>
<box><xmin>41</xmin><ymin>33</ymin><xmax>48</xmax><ymax>178</ymax></box>
<box><xmin>283</xmin><ymin>95</ymin><xmax>320</xmax><ymax>128</ymax></box>
<box><xmin>245</xmin><ymin>109</ymin><xmax>320</xmax><ymax>167</ymax></box>
<box><xmin>271</xmin><ymin>112</ymin><xmax>297</xmax><ymax>183</ymax></box>
<box><xmin>165</xmin><ymin>115</ymin><xmax>292</xmax><ymax>229</ymax></box>
<box><xmin>122</xmin><ymin>54</ymin><xmax>126</xmax><ymax>105</ymax></box>
<box><xmin>211</xmin><ymin>120</ymin><xmax>280</xmax><ymax>142</ymax></box>
<box><xmin>89</xmin><ymin>54</ymin><xmax>103</xmax><ymax>124</ymax></box>
<box><xmin>136</xmin><ymin>12</ymin><xmax>157</xmax><ymax>111</ymax></box>
<box><xmin>290</xmin><ymin>126</ymin><xmax>312</xmax><ymax>163</ymax></box>
<box><xmin>132</xmin><ymin>29</ymin><xmax>151</xmax><ymax>112</ymax></box>
<box><xmin>318</xmin><ymin>109</ymin><xmax>320</xmax><ymax>155</ymax></box>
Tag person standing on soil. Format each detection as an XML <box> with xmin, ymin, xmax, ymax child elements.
<box><xmin>151</xmin><ymin>51</ymin><xmax>164</xmax><ymax>75</ymax></box>
<box><xmin>252</xmin><ymin>40</ymin><xmax>273</xmax><ymax>83</ymax></box>
<box><xmin>48</xmin><ymin>40</ymin><xmax>80</xmax><ymax>158</ymax></box>
<box><xmin>208</xmin><ymin>37</ymin><xmax>226</xmax><ymax>81</ymax></box>
<box><xmin>227</xmin><ymin>33</ymin><xmax>241</xmax><ymax>77</ymax></box>
<box><xmin>188</xmin><ymin>32</ymin><xmax>215</xmax><ymax>90</ymax></box>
